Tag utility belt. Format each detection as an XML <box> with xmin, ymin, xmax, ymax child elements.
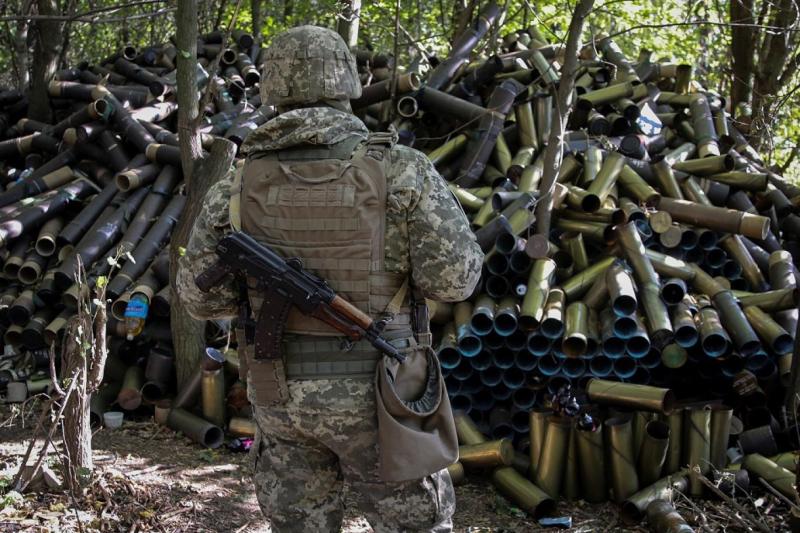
<box><xmin>282</xmin><ymin>328</ymin><xmax>419</xmax><ymax>379</ymax></box>
<box><xmin>239</xmin><ymin>302</ymin><xmax>431</xmax><ymax>405</ymax></box>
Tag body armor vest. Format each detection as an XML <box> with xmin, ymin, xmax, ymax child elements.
<box><xmin>231</xmin><ymin>134</ymin><xmax>412</xmax><ymax>386</ymax></box>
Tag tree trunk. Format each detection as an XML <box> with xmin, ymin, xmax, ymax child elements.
<box><xmin>29</xmin><ymin>0</ymin><xmax>62</xmax><ymax>122</ymax></box>
<box><xmin>533</xmin><ymin>0</ymin><xmax>595</xmax><ymax>238</ymax></box>
<box><xmin>170</xmin><ymin>139</ymin><xmax>236</xmax><ymax>387</ymax></box>
<box><xmin>729</xmin><ymin>0</ymin><xmax>756</xmax><ymax>114</ymax></box>
<box><xmin>337</xmin><ymin>0</ymin><xmax>361</xmax><ymax>48</ymax></box>
<box><xmin>172</xmin><ymin>0</ymin><xmax>207</xmax><ymax>389</ymax></box>
<box><xmin>13</xmin><ymin>0</ymin><xmax>32</xmax><ymax>92</ymax></box>
<box><xmin>60</xmin><ymin>317</ymin><xmax>92</xmax><ymax>494</ymax></box>
<box><xmin>252</xmin><ymin>0</ymin><xmax>262</xmax><ymax>43</ymax></box>
<box><xmin>749</xmin><ymin>0</ymin><xmax>797</xmax><ymax>150</ymax></box>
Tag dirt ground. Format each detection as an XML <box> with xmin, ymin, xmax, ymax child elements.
<box><xmin>0</xmin><ymin>402</ymin><xmax>791</xmax><ymax>532</ymax></box>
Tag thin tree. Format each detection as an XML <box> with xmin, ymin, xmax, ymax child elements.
<box><xmin>28</xmin><ymin>0</ymin><xmax>62</xmax><ymax>122</ymax></box>
<box><xmin>173</xmin><ymin>0</ymin><xmax>236</xmax><ymax>387</ymax></box>
<box><xmin>533</xmin><ymin>0</ymin><xmax>596</xmax><ymax>238</ymax></box>
<box><xmin>337</xmin><ymin>0</ymin><xmax>361</xmax><ymax>48</ymax></box>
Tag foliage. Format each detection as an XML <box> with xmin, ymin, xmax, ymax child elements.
<box><xmin>0</xmin><ymin>0</ymin><xmax>797</xmax><ymax>179</ymax></box>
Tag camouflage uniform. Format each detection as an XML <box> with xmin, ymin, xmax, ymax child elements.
<box><xmin>176</xmin><ymin>26</ymin><xmax>483</xmax><ymax>533</ymax></box>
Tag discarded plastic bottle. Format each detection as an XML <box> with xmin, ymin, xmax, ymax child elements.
<box><xmin>124</xmin><ymin>293</ymin><xmax>149</xmax><ymax>341</ymax></box>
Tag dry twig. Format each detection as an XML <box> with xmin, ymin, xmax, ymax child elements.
<box><xmin>694</xmin><ymin>467</ymin><xmax>771</xmax><ymax>533</ymax></box>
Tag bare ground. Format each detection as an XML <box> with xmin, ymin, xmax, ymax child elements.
<box><xmin>0</xmin><ymin>403</ymin><xmax>790</xmax><ymax>532</ymax></box>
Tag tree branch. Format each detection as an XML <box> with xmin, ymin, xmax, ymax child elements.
<box><xmin>0</xmin><ymin>0</ymin><xmax>168</xmax><ymax>22</ymax></box>
<box><xmin>602</xmin><ymin>19</ymin><xmax>800</xmax><ymax>43</ymax></box>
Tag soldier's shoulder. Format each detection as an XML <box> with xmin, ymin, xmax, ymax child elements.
<box><xmin>385</xmin><ymin>143</ymin><xmax>437</xmax><ymax>190</ymax></box>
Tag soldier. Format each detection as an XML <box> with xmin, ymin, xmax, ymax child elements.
<box><xmin>176</xmin><ymin>26</ymin><xmax>483</xmax><ymax>532</ymax></box>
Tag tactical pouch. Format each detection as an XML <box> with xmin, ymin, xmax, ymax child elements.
<box><xmin>246</xmin><ymin>342</ymin><xmax>290</xmax><ymax>406</ymax></box>
<box><xmin>374</xmin><ymin>341</ymin><xmax>459</xmax><ymax>482</ymax></box>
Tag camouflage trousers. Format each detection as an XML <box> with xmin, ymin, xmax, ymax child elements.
<box><xmin>248</xmin><ymin>377</ymin><xmax>456</xmax><ymax>532</ymax></box>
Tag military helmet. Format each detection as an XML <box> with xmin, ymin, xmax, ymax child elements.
<box><xmin>260</xmin><ymin>25</ymin><xmax>362</xmax><ymax>107</ymax></box>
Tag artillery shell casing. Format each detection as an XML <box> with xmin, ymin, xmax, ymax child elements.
<box><xmin>515</xmin><ymin>101</ymin><xmax>536</xmax><ymax>148</ymax></box>
<box><xmin>561</xmin><ymin>232</ymin><xmax>589</xmax><ymax>272</ymax></box>
<box><xmin>622</xmin><ymin>472</ymin><xmax>689</xmax><ymax>525</ymax></box>
<box><xmin>173</xmin><ymin>348</ymin><xmax>226</xmax><ymax>409</ymax></box>
<box><xmin>579</xmin><ymin>145</ymin><xmax>603</xmax><ymax>188</ymax></box>
<box><xmin>698</xmin><ymin>305</ymin><xmax>730</xmax><ymax>357</ymax></box>
<box><xmin>708</xmin><ymin>171</ymin><xmax>767</xmax><ymax>191</ymax></box>
<box><xmin>491</xmin><ymin>467</ymin><xmax>556</xmax><ymax>518</ymax></box>
<box><xmin>470</xmin><ymin>294</ymin><xmax>497</xmax><ymax>335</ymax></box>
<box><xmin>685</xmin><ymin>407</ymin><xmax>712</xmax><ymax>496</ymax></box>
<box><xmin>575</xmin><ymin>423</ymin><xmax>607</xmax><ymax>503</ymax></box>
<box><xmin>534</xmin><ymin>416</ymin><xmax>571</xmax><ymax>498</ymax></box>
<box><xmin>735</xmin><ymin>287</ymin><xmax>799</xmax><ymax>312</ymax></box>
<box><xmin>455</xmin><ymin>411</ymin><xmax>487</xmax><ymax>445</ymax></box>
<box><xmin>618</xmin><ymin>165</ymin><xmax>661</xmax><ymax>206</ymax></box>
<box><xmin>167</xmin><ymin>407</ymin><xmax>224</xmax><ymax>449</ymax></box>
<box><xmin>742</xmin><ymin>453</ymin><xmax>798</xmax><ymax>502</ymax></box>
<box><xmin>673</xmin><ymin>154</ymin><xmax>734</xmax><ymax>175</ymax></box>
<box><xmin>709</xmin><ymin>406</ymin><xmax>733</xmax><ymax>470</ymax></box>
<box><xmin>587</xmin><ymin>379</ymin><xmax>676</xmax><ymax>414</ymax></box>
<box><xmin>150</xmin><ymin>399</ymin><xmax>169</xmax><ymax>426</ymax></box>
<box><xmin>616</xmin><ymin>223</ymin><xmax>673</xmax><ymax>347</ymax></box>
<box><xmin>652</xmin><ymin>160</ymin><xmax>684</xmax><ymax>199</ymax></box>
<box><xmin>744</xmin><ymin>305</ymin><xmax>793</xmax><ymax>354</ymax></box>
<box><xmin>449</xmin><ymin>184</ymin><xmax>485</xmax><ymax>211</ymax></box>
<box><xmin>720</xmin><ymin>234</ymin><xmax>767</xmax><ymax>292</ymax></box>
<box><xmin>771</xmin><ymin>451</ymin><xmax>800</xmax><ymax>471</ymax></box>
<box><xmin>426</xmin><ymin>133</ymin><xmax>468</xmax><ymax>166</ymax></box>
<box><xmin>35</xmin><ymin>216</ymin><xmax>64</xmax><ymax>256</ymax></box>
<box><xmin>712</xmin><ymin>290</ymin><xmax>761</xmax><ymax>356</ymax></box>
<box><xmin>518</xmin><ymin>156</ymin><xmax>544</xmax><ymax>192</ymax></box>
<box><xmin>529</xmin><ymin>407</ymin><xmax>553</xmax><ymax>481</ymax></box>
<box><xmin>607</xmin><ymin>260</ymin><xmax>637</xmax><ymax>316</ymax></box>
<box><xmin>637</xmin><ymin>420</ymin><xmax>670</xmax><ymax>486</ymax></box>
<box><xmin>583</xmin><ymin>151</ymin><xmax>625</xmax><ymax>211</ymax></box>
<box><xmin>555</xmin><ymin>215</ymin><xmax>608</xmax><ymax>243</ymax></box>
<box><xmin>447</xmin><ymin>462</ymin><xmax>466</xmax><ymax>485</ymax></box>
<box><xmin>662</xmin><ymin>409</ymin><xmax>684</xmax><ymax>476</ymax></box>
<box><xmin>117</xmin><ymin>365</ymin><xmax>145</xmax><ymax>411</ymax></box>
<box><xmin>644</xmin><ymin>249</ymin><xmax>695</xmax><ymax>280</ymax></box>
<box><xmin>605</xmin><ymin>417</ymin><xmax>640</xmax><ymax>502</ymax></box>
<box><xmin>562</xmin><ymin>302</ymin><xmax>588</xmax><ymax>357</ymax></box>
<box><xmin>646</xmin><ymin>499</ymin><xmax>696</xmax><ymax>533</ymax></box>
<box><xmin>540</xmin><ymin>288</ymin><xmax>566</xmax><ymax>338</ymax></box>
<box><xmin>657</xmin><ymin>197</ymin><xmax>769</xmax><ymax>240</ymax></box>
<box><xmin>459</xmin><ymin>439</ymin><xmax>515</xmax><ymax>469</ymax></box>
<box><xmin>582</xmin><ymin>270</ymin><xmax>609</xmax><ymax>310</ymax></box>
<box><xmin>563</xmin><ymin>425</ymin><xmax>580</xmax><ymax>501</ymax></box>
<box><xmin>561</xmin><ymin>256</ymin><xmax>615</xmax><ymax>300</ymax></box>
<box><xmin>579</xmin><ymin>80</ymin><xmax>635</xmax><ymax>107</ymax></box>
<box><xmin>519</xmin><ymin>258</ymin><xmax>556</xmax><ymax>330</ymax></box>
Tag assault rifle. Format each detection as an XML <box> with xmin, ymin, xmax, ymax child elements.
<box><xmin>195</xmin><ymin>231</ymin><xmax>404</xmax><ymax>363</ymax></box>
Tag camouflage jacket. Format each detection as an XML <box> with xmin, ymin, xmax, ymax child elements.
<box><xmin>176</xmin><ymin>106</ymin><xmax>484</xmax><ymax>320</ymax></box>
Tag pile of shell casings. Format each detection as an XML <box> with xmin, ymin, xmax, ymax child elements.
<box><xmin>351</xmin><ymin>2</ymin><xmax>800</xmax><ymax>524</ymax></box>
<box><xmin>0</xmin><ymin>29</ymin><xmax>267</xmax><ymax>446</ymax></box>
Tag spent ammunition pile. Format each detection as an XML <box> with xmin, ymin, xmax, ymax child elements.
<box><xmin>0</xmin><ymin>30</ymin><xmax>268</xmax><ymax>446</ymax></box>
<box><xmin>0</xmin><ymin>2</ymin><xmax>797</xmax><ymax>527</ymax></box>
<box><xmin>353</xmin><ymin>2</ymin><xmax>800</xmax><ymax>525</ymax></box>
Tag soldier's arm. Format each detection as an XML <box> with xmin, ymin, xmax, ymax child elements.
<box><xmin>395</xmin><ymin>148</ymin><xmax>484</xmax><ymax>301</ymax></box>
<box><xmin>175</xmin><ymin>171</ymin><xmax>239</xmax><ymax>320</ymax></box>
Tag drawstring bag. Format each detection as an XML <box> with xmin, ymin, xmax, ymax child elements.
<box><xmin>374</xmin><ymin>342</ymin><xmax>458</xmax><ymax>482</ymax></box>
